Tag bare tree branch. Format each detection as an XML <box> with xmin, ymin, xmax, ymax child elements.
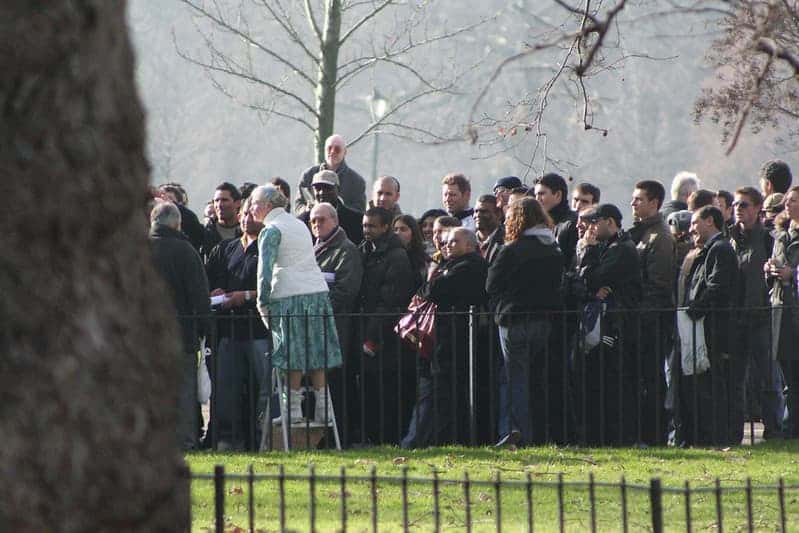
<box><xmin>178</xmin><ymin>0</ymin><xmax>318</xmax><ymax>86</ymax></box>
<box><xmin>757</xmin><ymin>37</ymin><xmax>799</xmax><ymax>73</ymax></box>
<box><xmin>339</xmin><ymin>0</ymin><xmax>394</xmax><ymax>46</ymax></box>
<box><xmin>255</xmin><ymin>0</ymin><xmax>319</xmax><ymax>64</ymax></box>
<box><xmin>304</xmin><ymin>0</ymin><xmax>323</xmax><ymax>43</ymax></box>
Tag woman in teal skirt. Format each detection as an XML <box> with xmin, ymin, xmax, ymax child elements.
<box><xmin>249</xmin><ymin>185</ymin><xmax>342</xmax><ymax>423</ymax></box>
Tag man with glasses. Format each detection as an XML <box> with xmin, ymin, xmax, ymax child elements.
<box><xmin>492</xmin><ymin>176</ymin><xmax>523</xmax><ymax>217</ymax></box>
<box><xmin>729</xmin><ymin>187</ymin><xmax>782</xmax><ymax>441</ymax></box>
<box><xmin>296</xmin><ymin>134</ymin><xmax>366</xmax><ymax>214</ymax></box>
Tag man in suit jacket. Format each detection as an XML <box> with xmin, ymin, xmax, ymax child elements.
<box><xmin>680</xmin><ymin>205</ymin><xmax>738</xmax><ymax>446</ymax></box>
<box><xmin>474</xmin><ymin>194</ymin><xmax>504</xmax><ymax>265</ymax></box>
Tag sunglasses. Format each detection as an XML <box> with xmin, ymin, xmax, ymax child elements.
<box><xmin>732</xmin><ymin>200</ymin><xmax>751</xmax><ymax>209</ymax></box>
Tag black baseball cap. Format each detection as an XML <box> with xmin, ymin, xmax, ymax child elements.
<box><xmin>493</xmin><ymin>176</ymin><xmax>523</xmax><ymax>192</ymax></box>
<box><xmin>582</xmin><ymin>203</ymin><xmax>623</xmax><ymax>225</ymax></box>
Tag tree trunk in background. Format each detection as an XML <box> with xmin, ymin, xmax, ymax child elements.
<box><xmin>314</xmin><ymin>0</ymin><xmax>342</xmax><ymax>162</ymax></box>
<box><xmin>0</xmin><ymin>2</ymin><xmax>188</xmax><ymax>531</ymax></box>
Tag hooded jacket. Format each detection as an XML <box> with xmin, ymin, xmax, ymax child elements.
<box><xmin>486</xmin><ymin>226</ymin><xmax>564</xmax><ymax>325</ymax></box>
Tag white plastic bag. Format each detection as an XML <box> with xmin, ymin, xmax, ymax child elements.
<box><xmin>677</xmin><ymin>311</ymin><xmax>710</xmax><ymax>376</ymax></box>
<box><xmin>197</xmin><ymin>338</ymin><xmax>212</xmax><ymax>404</ymax></box>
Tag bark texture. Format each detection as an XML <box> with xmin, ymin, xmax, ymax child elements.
<box><xmin>0</xmin><ymin>2</ymin><xmax>189</xmax><ymax>531</ymax></box>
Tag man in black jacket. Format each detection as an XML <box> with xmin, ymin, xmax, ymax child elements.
<box><xmin>474</xmin><ymin>194</ymin><xmax>504</xmax><ymax>265</ymax></box>
<box><xmin>679</xmin><ymin>206</ymin><xmax>738</xmax><ymax>446</ymax></box>
<box><xmin>580</xmin><ymin>204</ymin><xmax>642</xmax><ymax>445</ymax></box>
<box><xmin>204</xmin><ymin>199</ymin><xmax>269</xmax><ymax>451</ymax></box>
<box><xmin>534</xmin><ymin>173</ymin><xmax>578</xmax><ymax>268</ymax></box>
<box><xmin>296</xmin><ymin>134</ymin><xmax>366</xmax><ymax>213</ymax></box>
<box><xmin>299</xmin><ymin>170</ymin><xmax>364</xmax><ymax>245</ymax></box>
<box><xmin>149</xmin><ymin>201</ymin><xmax>211</xmax><ymax>451</ymax></box>
<box><xmin>402</xmin><ymin>228</ymin><xmax>487</xmax><ymax>448</ymax></box>
<box><xmin>729</xmin><ymin>188</ymin><xmax>781</xmax><ymax>441</ymax></box>
<box><xmin>358</xmin><ymin>207</ymin><xmax>415</xmax><ymax>444</ymax></box>
<box><xmin>200</xmin><ymin>182</ymin><xmax>242</xmax><ymax>260</ymax></box>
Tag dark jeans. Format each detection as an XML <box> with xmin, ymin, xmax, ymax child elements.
<box><xmin>178</xmin><ymin>351</ymin><xmax>198</xmax><ymax>451</ymax></box>
<box><xmin>730</xmin><ymin>322</ymin><xmax>783</xmax><ymax>441</ymax></box>
<box><xmin>678</xmin><ymin>353</ymin><xmax>731</xmax><ymax>447</ymax></box>
<box><xmin>497</xmin><ymin>319</ymin><xmax>551</xmax><ymax>446</ymax></box>
<box><xmin>211</xmin><ymin>337</ymin><xmax>269</xmax><ymax>450</ymax></box>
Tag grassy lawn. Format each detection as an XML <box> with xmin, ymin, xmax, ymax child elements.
<box><xmin>187</xmin><ymin>441</ymin><xmax>799</xmax><ymax>531</ymax></box>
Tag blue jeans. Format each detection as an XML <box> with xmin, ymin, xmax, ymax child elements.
<box><xmin>498</xmin><ymin>319</ymin><xmax>551</xmax><ymax>445</ymax></box>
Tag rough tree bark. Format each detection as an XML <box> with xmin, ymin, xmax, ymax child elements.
<box><xmin>0</xmin><ymin>2</ymin><xmax>189</xmax><ymax>531</ymax></box>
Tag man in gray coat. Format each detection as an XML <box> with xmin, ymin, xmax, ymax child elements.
<box><xmin>149</xmin><ymin>201</ymin><xmax>211</xmax><ymax>450</ymax></box>
<box><xmin>310</xmin><ymin>203</ymin><xmax>363</xmax><ymax>444</ymax></box>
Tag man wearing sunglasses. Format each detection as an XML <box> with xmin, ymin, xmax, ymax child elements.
<box><xmin>296</xmin><ymin>134</ymin><xmax>367</xmax><ymax>215</ymax></box>
<box><xmin>729</xmin><ymin>187</ymin><xmax>782</xmax><ymax>441</ymax></box>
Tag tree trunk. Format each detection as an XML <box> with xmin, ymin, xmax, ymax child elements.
<box><xmin>0</xmin><ymin>2</ymin><xmax>189</xmax><ymax>531</ymax></box>
<box><xmin>314</xmin><ymin>0</ymin><xmax>342</xmax><ymax>162</ymax></box>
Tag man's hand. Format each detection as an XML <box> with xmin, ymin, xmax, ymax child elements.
<box><xmin>595</xmin><ymin>286</ymin><xmax>612</xmax><ymax>300</ymax></box>
<box><xmin>221</xmin><ymin>291</ymin><xmax>247</xmax><ymax>309</ymax></box>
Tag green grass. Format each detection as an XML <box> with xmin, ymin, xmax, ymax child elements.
<box><xmin>187</xmin><ymin>441</ymin><xmax>799</xmax><ymax>531</ymax></box>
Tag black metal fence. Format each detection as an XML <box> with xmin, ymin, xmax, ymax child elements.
<box><xmin>190</xmin><ymin>465</ymin><xmax>797</xmax><ymax>532</ymax></box>
<box><xmin>188</xmin><ymin>304</ymin><xmax>796</xmax><ymax>451</ymax></box>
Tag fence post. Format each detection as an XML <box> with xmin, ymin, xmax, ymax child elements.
<box><xmin>214</xmin><ymin>465</ymin><xmax>225</xmax><ymax>533</ymax></box>
<box><xmin>649</xmin><ymin>478</ymin><xmax>663</xmax><ymax>533</ymax></box>
<box><xmin>468</xmin><ymin>305</ymin><xmax>476</xmax><ymax>445</ymax></box>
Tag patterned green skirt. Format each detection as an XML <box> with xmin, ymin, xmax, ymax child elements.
<box><xmin>267</xmin><ymin>291</ymin><xmax>342</xmax><ymax>371</ymax></box>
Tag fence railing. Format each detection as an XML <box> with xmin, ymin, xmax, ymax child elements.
<box><xmin>189</xmin><ymin>465</ymin><xmax>796</xmax><ymax>532</ymax></box>
<box><xmin>183</xmin><ymin>304</ymin><xmax>796</xmax><ymax>451</ymax></box>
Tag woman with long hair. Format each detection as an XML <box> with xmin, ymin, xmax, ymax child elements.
<box><xmin>486</xmin><ymin>197</ymin><xmax>564</xmax><ymax>447</ymax></box>
<box><xmin>766</xmin><ymin>185</ymin><xmax>799</xmax><ymax>438</ymax></box>
<box><xmin>393</xmin><ymin>214</ymin><xmax>429</xmax><ymax>291</ymax></box>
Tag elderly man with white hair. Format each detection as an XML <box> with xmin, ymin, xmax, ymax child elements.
<box><xmin>662</xmin><ymin>171</ymin><xmax>701</xmax><ymax>218</ymax></box>
<box><xmin>310</xmin><ymin>202</ymin><xmax>364</xmax><ymax>444</ymax></box>
<box><xmin>148</xmin><ymin>200</ymin><xmax>211</xmax><ymax>450</ymax></box>
<box><xmin>295</xmin><ymin>133</ymin><xmax>366</xmax><ymax>214</ymax></box>
<box><xmin>249</xmin><ymin>185</ymin><xmax>342</xmax><ymax>426</ymax></box>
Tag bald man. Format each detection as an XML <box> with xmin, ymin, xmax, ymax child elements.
<box><xmin>369</xmin><ymin>175</ymin><xmax>402</xmax><ymax>215</ymax></box>
<box><xmin>296</xmin><ymin>134</ymin><xmax>367</xmax><ymax>214</ymax></box>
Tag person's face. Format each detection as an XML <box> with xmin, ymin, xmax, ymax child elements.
<box><xmin>572</xmin><ymin>191</ymin><xmax>594</xmax><ymax>211</ymax></box>
<box><xmin>432</xmin><ymin>221</ymin><xmax>450</xmax><ymax>252</ymax></box>
<box><xmin>442</xmin><ymin>184</ymin><xmax>470</xmax><ymax>214</ymax></box>
<box><xmin>690</xmin><ymin>213</ymin><xmax>714</xmax><ymax>247</ymax></box>
<box><xmin>785</xmin><ymin>191</ymin><xmax>799</xmax><ymax>222</ymax></box>
<box><xmin>248</xmin><ymin>200</ymin><xmax>270</xmax><ymax>223</ymax></box>
<box><xmin>421</xmin><ymin>217</ymin><xmax>436</xmax><ymax>242</ymax></box>
<box><xmin>240</xmin><ymin>206</ymin><xmax>264</xmax><ymax>237</ymax></box>
<box><xmin>313</xmin><ymin>183</ymin><xmax>338</xmax><ymax>204</ymax></box>
<box><xmin>577</xmin><ymin>213</ymin><xmax>590</xmax><ymax>239</ymax></box>
<box><xmin>494</xmin><ymin>187</ymin><xmax>512</xmax><ymax>214</ymax></box>
<box><xmin>446</xmin><ymin>231</ymin><xmax>470</xmax><ymax>258</ymax></box>
<box><xmin>715</xmin><ymin>196</ymin><xmax>733</xmax><ymax>222</ymax></box>
<box><xmin>761</xmin><ymin>178</ymin><xmax>774</xmax><ymax>196</ymax></box>
<box><xmin>590</xmin><ymin>217</ymin><xmax>614</xmax><ymax>241</ymax></box>
<box><xmin>362</xmin><ymin>215</ymin><xmax>388</xmax><ymax>242</ymax></box>
<box><xmin>631</xmin><ymin>188</ymin><xmax>658</xmax><ymax>220</ymax></box>
<box><xmin>374</xmin><ymin>179</ymin><xmax>400</xmax><ymax>210</ymax></box>
<box><xmin>534</xmin><ymin>184</ymin><xmax>561</xmax><ymax>212</ymax></box>
<box><xmin>213</xmin><ymin>190</ymin><xmax>240</xmax><ymax>223</ymax></box>
<box><xmin>393</xmin><ymin>220</ymin><xmax>412</xmax><ymax>248</ymax></box>
<box><xmin>733</xmin><ymin>193</ymin><xmax>760</xmax><ymax>229</ymax></box>
<box><xmin>474</xmin><ymin>201</ymin><xmax>499</xmax><ymax>233</ymax></box>
<box><xmin>310</xmin><ymin>209</ymin><xmax>337</xmax><ymax>239</ymax></box>
<box><xmin>509</xmin><ymin>192</ymin><xmax>527</xmax><ymax>206</ymax></box>
<box><xmin>325</xmin><ymin>138</ymin><xmax>346</xmax><ymax>168</ymax></box>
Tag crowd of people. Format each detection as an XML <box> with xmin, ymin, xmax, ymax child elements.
<box><xmin>146</xmin><ymin>132</ymin><xmax>799</xmax><ymax>451</ymax></box>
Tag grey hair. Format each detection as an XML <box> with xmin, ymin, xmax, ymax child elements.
<box><xmin>250</xmin><ymin>184</ymin><xmax>287</xmax><ymax>209</ymax></box>
<box><xmin>451</xmin><ymin>227</ymin><xmax>478</xmax><ymax>250</ymax></box>
<box><xmin>310</xmin><ymin>202</ymin><xmax>338</xmax><ymax>223</ymax></box>
<box><xmin>150</xmin><ymin>200</ymin><xmax>182</xmax><ymax>229</ymax></box>
<box><xmin>671</xmin><ymin>171</ymin><xmax>700</xmax><ymax>202</ymax></box>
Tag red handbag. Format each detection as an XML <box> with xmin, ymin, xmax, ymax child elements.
<box><xmin>394</xmin><ymin>294</ymin><xmax>437</xmax><ymax>359</ymax></box>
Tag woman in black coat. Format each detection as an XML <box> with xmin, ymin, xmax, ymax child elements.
<box><xmin>401</xmin><ymin>228</ymin><xmax>487</xmax><ymax>448</ymax></box>
<box><xmin>486</xmin><ymin>198</ymin><xmax>564</xmax><ymax>447</ymax></box>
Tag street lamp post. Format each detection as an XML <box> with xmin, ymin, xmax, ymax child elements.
<box><xmin>368</xmin><ymin>89</ymin><xmax>388</xmax><ymax>185</ymax></box>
